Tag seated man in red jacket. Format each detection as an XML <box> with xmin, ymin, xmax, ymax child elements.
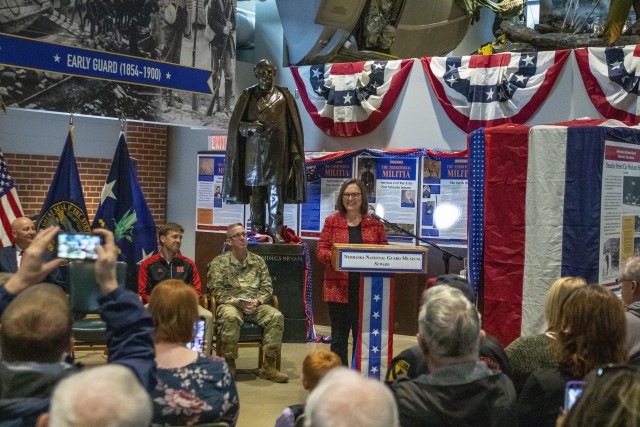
<box><xmin>138</xmin><ymin>223</ymin><xmax>213</xmax><ymax>352</ymax></box>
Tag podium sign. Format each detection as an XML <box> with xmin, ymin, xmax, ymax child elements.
<box><xmin>332</xmin><ymin>244</ymin><xmax>427</xmax><ymax>273</ymax></box>
<box><xmin>331</xmin><ymin>244</ymin><xmax>428</xmax><ymax>380</ymax></box>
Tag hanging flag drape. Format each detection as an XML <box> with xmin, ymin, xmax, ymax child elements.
<box><xmin>291</xmin><ymin>59</ymin><xmax>413</xmax><ymax>137</ymax></box>
<box><xmin>575</xmin><ymin>45</ymin><xmax>640</xmax><ymax>124</ymax></box>
<box><xmin>0</xmin><ymin>150</ymin><xmax>24</xmax><ymax>247</ymax></box>
<box><xmin>422</xmin><ymin>50</ymin><xmax>570</xmax><ymax>133</ymax></box>
<box><xmin>93</xmin><ymin>133</ymin><xmax>157</xmax><ymax>290</ymax></box>
<box><xmin>37</xmin><ymin>128</ymin><xmax>91</xmax><ymax>235</ymax></box>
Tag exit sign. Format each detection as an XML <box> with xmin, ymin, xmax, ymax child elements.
<box><xmin>209</xmin><ymin>134</ymin><xmax>227</xmax><ymax>150</ymax></box>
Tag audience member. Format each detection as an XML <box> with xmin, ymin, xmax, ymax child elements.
<box><xmin>275</xmin><ymin>350</ymin><xmax>341</xmax><ymax>427</ymax></box>
<box><xmin>618</xmin><ymin>256</ymin><xmax>640</xmax><ymax>356</ymax></box>
<box><xmin>0</xmin><ymin>227</ymin><xmax>155</xmax><ymax>425</ymax></box>
<box><xmin>506</xmin><ymin>276</ymin><xmax>586</xmax><ymax>394</ymax></box>
<box><xmin>36</xmin><ymin>364</ymin><xmax>153</xmax><ymax>427</ymax></box>
<box><xmin>138</xmin><ymin>223</ymin><xmax>214</xmax><ymax>353</ymax></box>
<box><xmin>304</xmin><ymin>367</ymin><xmax>399</xmax><ymax>427</ymax></box>
<box><xmin>0</xmin><ymin>217</ymin><xmax>65</xmax><ymax>290</ymax></box>
<box><xmin>207</xmin><ymin>223</ymin><xmax>288</xmax><ymax>382</ymax></box>
<box><xmin>149</xmin><ymin>279</ymin><xmax>239</xmax><ymax>426</ymax></box>
<box><xmin>561</xmin><ymin>365</ymin><xmax>640</xmax><ymax>427</ymax></box>
<box><xmin>391</xmin><ymin>285</ymin><xmax>516</xmax><ymax>427</ymax></box>
<box><xmin>385</xmin><ymin>274</ymin><xmax>511</xmax><ymax>385</ymax></box>
<box><xmin>517</xmin><ymin>285</ymin><xmax>628</xmax><ymax>427</ymax></box>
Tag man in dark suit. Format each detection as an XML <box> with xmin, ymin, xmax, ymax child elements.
<box><xmin>0</xmin><ymin>217</ymin><xmax>65</xmax><ymax>290</ymax></box>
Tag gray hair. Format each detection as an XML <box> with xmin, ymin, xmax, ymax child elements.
<box><xmin>304</xmin><ymin>367</ymin><xmax>399</xmax><ymax>427</ymax></box>
<box><xmin>48</xmin><ymin>365</ymin><xmax>152</xmax><ymax>427</ymax></box>
<box><xmin>418</xmin><ymin>285</ymin><xmax>480</xmax><ymax>359</ymax></box>
<box><xmin>623</xmin><ymin>256</ymin><xmax>640</xmax><ymax>284</ymax></box>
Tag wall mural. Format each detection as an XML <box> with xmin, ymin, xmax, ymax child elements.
<box><xmin>0</xmin><ymin>0</ymin><xmax>237</xmax><ymax>128</ymax></box>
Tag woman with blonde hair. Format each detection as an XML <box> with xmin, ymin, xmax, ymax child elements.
<box><xmin>149</xmin><ymin>279</ymin><xmax>239</xmax><ymax>426</ymax></box>
<box><xmin>517</xmin><ymin>285</ymin><xmax>628</xmax><ymax>427</ymax></box>
<box><xmin>506</xmin><ymin>276</ymin><xmax>586</xmax><ymax>394</ymax></box>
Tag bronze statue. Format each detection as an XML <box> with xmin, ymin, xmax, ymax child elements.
<box><xmin>222</xmin><ymin>59</ymin><xmax>306</xmax><ymax>243</ymax></box>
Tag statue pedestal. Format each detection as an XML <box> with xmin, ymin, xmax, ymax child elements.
<box><xmin>249</xmin><ymin>243</ymin><xmax>307</xmax><ymax>343</ymax></box>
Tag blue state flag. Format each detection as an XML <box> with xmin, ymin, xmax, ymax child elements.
<box><xmin>93</xmin><ymin>133</ymin><xmax>157</xmax><ymax>290</ymax></box>
<box><xmin>37</xmin><ymin>129</ymin><xmax>91</xmax><ymax>235</ymax></box>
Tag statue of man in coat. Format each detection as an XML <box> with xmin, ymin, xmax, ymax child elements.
<box><xmin>222</xmin><ymin>59</ymin><xmax>306</xmax><ymax>243</ymax></box>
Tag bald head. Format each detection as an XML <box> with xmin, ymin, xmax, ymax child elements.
<box><xmin>12</xmin><ymin>217</ymin><xmax>36</xmax><ymax>249</ymax></box>
<box><xmin>0</xmin><ymin>283</ymin><xmax>72</xmax><ymax>362</ymax></box>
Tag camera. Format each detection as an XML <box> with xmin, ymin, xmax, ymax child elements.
<box><xmin>186</xmin><ymin>317</ymin><xmax>206</xmax><ymax>353</ymax></box>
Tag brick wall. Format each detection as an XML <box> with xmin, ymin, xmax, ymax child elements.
<box><xmin>5</xmin><ymin>122</ymin><xmax>168</xmax><ymax>225</ymax></box>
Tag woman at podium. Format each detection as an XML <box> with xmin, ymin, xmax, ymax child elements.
<box><xmin>317</xmin><ymin>179</ymin><xmax>388</xmax><ymax>366</ymax></box>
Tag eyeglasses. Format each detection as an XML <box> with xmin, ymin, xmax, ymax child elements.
<box><xmin>615</xmin><ymin>277</ymin><xmax>633</xmax><ymax>285</ymax></box>
<box><xmin>229</xmin><ymin>232</ymin><xmax>247</xmax><ymax>240</ymax></box>
<box><xmin>343</xmin><ymin>192</ymin><xmax>362</xmax><ymax>199</ymax></box>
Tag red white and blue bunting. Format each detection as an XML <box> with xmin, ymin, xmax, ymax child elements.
<box><xmin>291</xmin><ymin>60</ymin><xmax>414</xmax><ymax>138</ymax></box>
<box><xmin>575</xmin><ymin>45</ymin><xmax>640</xmax><ymax>124</ymax></box>
<box><xmin>421</xmin><ymin>51</ymin><xmax>570</xmax><ymax>133</ymax></box>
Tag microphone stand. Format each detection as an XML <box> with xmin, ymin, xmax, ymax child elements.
<box><xmin>370</xmin><ymin>213</ymin><xmax>463</xmax><ymax>274</ymax></box>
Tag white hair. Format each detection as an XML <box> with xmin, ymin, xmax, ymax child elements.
<box><xmin>419</xmin><ymin>285</ymin><xmax>480</xmax><ymax>360</ymax></box>
<box><xmin>48</xmin><ymin>364</ymin><xmax>152</xmax><ymax>427</ymax></box>
<box><xmin>304</xmin><ymin>367</ymin><xmax>398</xmax><ymax>427</ymax></box>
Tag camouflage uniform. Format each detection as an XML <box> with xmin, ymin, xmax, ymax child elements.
<box><xmin>207</xmin><ymin>251</ymin><xmax>284</xmax><ymax>360</ymax></box>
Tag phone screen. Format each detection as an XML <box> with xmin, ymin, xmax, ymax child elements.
<box><xmin>564</xmin><ymin>380</ymin><xmax>585</xmax><ymax>411</ymax></box>
<box><xmin>186</xmin><ymin>318</ymin><xmax>206</xmax><ymax>353</ymax></box>
<box><xmin>56</xmin><ymin>233</ymin><xmax>102</xmax><ymax>260</ymax></box>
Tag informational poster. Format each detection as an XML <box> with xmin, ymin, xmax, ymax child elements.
<box><xmin>419</xmin><ymin>156</ymin><xmax>468</xmax><ymax>247</ymax></box>
<box><xmin>598</xmin><ymin>140</ymin><xmax>640</xmax><ymax>285</ymax></box>
<box><xmin>300</xmin><ymin>158</ymin><xmax>353</xmax><ymax>238</ymax></box>
<box><xmin>242</xmin><ymin>204</ymin><xmax>299</xmax><ymax>234</ymax></box>
<box><xmin>358</xmin><ymin>156</ymin><xmax>419</xmax><ymax>245</ymax></box>
<box><xmin>196</xmin><ymin>154</ymin><xmax>244</xmax><ymax>232</ymax></box>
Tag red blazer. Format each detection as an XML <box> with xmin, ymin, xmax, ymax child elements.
<box><xmin>317</xmin><ymin>212</ymin><xmax>388</xmax><ymax>303</ymax></box>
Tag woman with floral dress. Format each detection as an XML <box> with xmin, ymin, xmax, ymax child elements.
<box><xmin>149</xmin><ymin>279</ymin><xmax>239</xmax><ymax>426</ymax></box>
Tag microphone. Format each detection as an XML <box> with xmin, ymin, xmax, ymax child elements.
<box><xmin>368</xmin><ymin>206</ymin><xmax>384</xmax><ymax>222</ymax></box>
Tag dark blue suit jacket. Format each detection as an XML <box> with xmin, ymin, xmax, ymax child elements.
<box><xmin>0</xmin><ymin>246</ymin><xmax>66</xmax><ymax>291</ymax></box>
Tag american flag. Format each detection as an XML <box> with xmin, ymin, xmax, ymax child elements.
<box><xmin>422</xmin><ymin>50</ymin><xmax>570</xmax><ymax>133</ymax></box>
<box><xmin>291</xmin><ymin>60</ymin><xmax>413</xmax><ymax>137</ymax></box>
<box><xmin>575</xmin><ymin>45</ymin><xmax>640</xmax><ymax>124</ymax></box>
<box><xmin>0</xmin><ymin>150</ymin><xmax>24</xmax><ymax>247</ymax></box>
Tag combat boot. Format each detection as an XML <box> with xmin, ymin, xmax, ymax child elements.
<box><xmin>259</xmin><ymin>356</ymin><xmax>288</xmax><ymax>383</ymax></box>
<box><xmin>225</xmin><ymin>358</ymin><xmax>236</xmax><ymax>378</ymax></box>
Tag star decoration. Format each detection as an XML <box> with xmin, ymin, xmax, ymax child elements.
<box><xmin>447</xmin><ymin>63</ymin><xmax>458</xmax><ymax>73</ymax></box>
<box><xmin>166</xmin><ymin>72</ymin><xmax>171</xmax><ymax>80</ymax></box>
<box><xmin>372</xmin><ymin>346</ymin><xmax>379</xmax><ymax>353</ymax></box>
<box><xmin>372</xmin><ymin>311</ymin><xmax>380</xmax><ymax>319</ymax></box>
<box><xmin>315</xmin><ymin>86</ymin><xmax>324</xmax><ymax>94</ymax></box>
<box><xmin>311</xmin><ymin>68</ymin><xmax>322</xmax><ymax>79</ymax></box>
<box><xmin>372</xmin><ymin>329</ymin><xmax>380</xmax><ymax>336</ymax></box>
<box><xmin>99</xmin><ymin>180</ymin><xmax>117</xmax><ymax>204</ymax></box>
<box><xmin>140</xmin><ymin>248</ymin><xmax>155</xmax><ymax>262</ymax></box>
<box><xmin>54</xmin><ymin>54</ymin><xmax>60</xmax><ymax>62</ymax></box>
<box><xmin>610</xmin><ymin>60</ymin><xmax>623</xmax><ymax>70</ymax></box>
<box><xmin>515</xmin><ymin>74</ymin><xmax>525</xmax><ymax>84</ymax></box>
<box><xmin>373</xmin><ymin>62</ymin><xmax>384</xmax><ymax>70</ymax></box>
<box><xmin>371</xmin><ymin>366</ymin><xmax>378</xmax><ymax>374</ymax></box>
<box><xmin>446</xmin><ymin>75</ymin><xmax>457</xmax><ymax>85</ymax></box>
<box><xmin>522</xmin><ymin>55</ymin><xmax>534</xmax><ymax>66</ymax></box>
<box><xmin>343</xmin><ymin>93</ymin><xmax>353</xmax><ymax>104</ymax></box>
<box><xmin>485</xmin><ymin>88</ymin><xmax>494</xmax><ymax>100</ymax></box>
<box><xmin>373</xmin><ymin>294</ymin><xmax>381</xmax><ymax>302</ymax></box>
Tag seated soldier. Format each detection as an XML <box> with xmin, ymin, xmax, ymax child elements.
<box><xmin>207</xmin><ymin>223</ymin><xmax>288</xmax><ymax>382</ymax></box>
<box><xmin>0</xmin><ymin>227</ymin><xmax>155</xmax><ymax>425</ymax></box>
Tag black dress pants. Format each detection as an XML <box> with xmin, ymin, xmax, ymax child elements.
<box><xmin>328</xmin><ymin>274</ymin><xmax>360</xmax><ymax>366</ymax></box>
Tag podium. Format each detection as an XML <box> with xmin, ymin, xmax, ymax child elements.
<box><xmin>331</xmin><ymin>244</ymin><xmax>428</xmax><ymax>379</ymax></box>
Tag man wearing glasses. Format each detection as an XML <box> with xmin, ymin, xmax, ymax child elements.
<box><xmin>617</xmin><ymin>257</ymin><xmax>640</xmax><ymax>359</ymax></box>
<box><xmin>207</xmin><ymin>223</ymin><xmax>288</xmax><ymax>382</ymax></box>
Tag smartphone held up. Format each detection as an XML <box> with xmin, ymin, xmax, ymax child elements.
<box><xmin>56</xmin><ymin>232</ymin><xmax>103</xmax><ymax>261</ymax></box>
